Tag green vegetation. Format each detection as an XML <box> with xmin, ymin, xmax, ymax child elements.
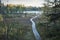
<box><xmin>37</xmin><ymin>0</ymin><xmax>60</xmax><ymax>40</ymax></box>
<box><xmin>0</xmin><ymin>14</ymin><xmax>3</xmax><ymax>21</ymax></box>
<box><xmin>0</xmin><ymin>3</ymin><xmax>36</xmax><ymax>40</ymax></box>
<box><xmin>1</xmin><ymin>0</ymin><xmax>60</xmax><ymax>40</ymax></box>
<box><xmin>0</xmin><ymin>15</ymin><xmax>35</xmax><ymax>40</ymax></box>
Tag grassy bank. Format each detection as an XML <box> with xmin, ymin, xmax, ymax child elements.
<box><xmin>0</xmin><ymin>14</ymin><xmax>36</xmax><ymax>40</ymax></box>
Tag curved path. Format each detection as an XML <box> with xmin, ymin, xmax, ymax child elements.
<box><xmin>30</xmin><ymin>16</ymin><xmax>41</xmax><ymax>40</ymax></box>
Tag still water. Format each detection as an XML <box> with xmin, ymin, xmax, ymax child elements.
<box><xmin>23</xmin><ymin>11</ymin><xmax>43</xmax><ymax>14</ymax></box>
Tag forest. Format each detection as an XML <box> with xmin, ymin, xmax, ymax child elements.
<box><xmin>37</xmin><ymin>0</ymin><xmax>60</xmax><ymax>40</ymax></box>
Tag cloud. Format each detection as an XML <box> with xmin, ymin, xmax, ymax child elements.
<box><xmin>1</xmin><ymin>0</ymin><xmax>44</xmax><ymax>7</ymax></box>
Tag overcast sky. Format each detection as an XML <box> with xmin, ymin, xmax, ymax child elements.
<box><xmin>1</xmin><ymin>0</ymin><xmax>45</xmax><ymax>7</ymax></box>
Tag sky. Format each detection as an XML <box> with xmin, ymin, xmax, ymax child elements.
<box><xmin>1</xmin><ymin>0</ymin><xmax>45</xmax><ymax>7</ymax></box>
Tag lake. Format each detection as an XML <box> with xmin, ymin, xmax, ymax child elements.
<box><xmin>23</xmin><ymin>11</ymin><xmax>43</xmax><ymax>14</ymax></box>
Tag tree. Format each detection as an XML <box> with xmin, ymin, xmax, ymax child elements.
<box><xmin>40</xmin><ymin>0</ymin><xmax>60</xmax><ymax>40</ymax></box>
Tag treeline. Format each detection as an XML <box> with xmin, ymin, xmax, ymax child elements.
<box><xmin>1</xmin><ymin>4</ymin><xmax>41</xmax><ymax>14</ymax></box>
<box><xmin>37</xmin><ymin>0</ymin><xmax>60</xmax><ymax>40</ymax></box>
